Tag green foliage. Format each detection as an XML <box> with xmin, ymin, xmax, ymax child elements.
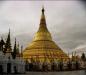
<box><xmin>4</xmin><ymin>30</ymin><xmax>12</xmax><ymax>53</ymax></box>
<box><xmin>81</xmin><ymin>53</ymin><xmax>86</xmax><ymax>61</ymax></box>
<box><xmin>12</xmin><ymin>38</ymin><xmax>17</xmax><ymax>59</ymax></box>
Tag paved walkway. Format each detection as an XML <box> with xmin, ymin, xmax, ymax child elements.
<box><xmin>1</xmin><ymin>70</ymin><xmax>86</xmax><ymax>75</ymax></box>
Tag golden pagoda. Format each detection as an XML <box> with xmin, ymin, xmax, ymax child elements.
<box><xmin>23</xmin><ymin>7</ymin><xmax>69</xmax><ymax>62</ymax></box>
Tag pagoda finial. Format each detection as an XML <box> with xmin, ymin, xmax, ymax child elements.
<box><xmin>42</xmin><ymin>6</ymin><xmax>44</xmax><ymax>14</ymax></box>
<box><xmin>39</xmin><ymin>6</ymin><xmax>46</xmax><ymax>26</ymax></box>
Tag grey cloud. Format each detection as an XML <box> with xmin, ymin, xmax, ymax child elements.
<box><xmin>0</xmin><ymin>1</ymin><xmax>86</xmax><ymax>54</ymax></box>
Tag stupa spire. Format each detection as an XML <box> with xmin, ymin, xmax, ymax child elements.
<box><xmin>39</xmin><ymin>6</ymin><xmax>47</xmax><ymax>30</ymax></box>
<box><xmin>42</xmin><ymin>6</ymin><xmax>44</xmax><ymax>13</ymax></box>
<box><xmin>33</xmin><ymin>7</ymin><xmax>52</xmax><ymax>41</ymax></box>
<box><xmin>40</xmin><ymin>6</ymin><xmax>46</xmax><ymax>25</ymax></box>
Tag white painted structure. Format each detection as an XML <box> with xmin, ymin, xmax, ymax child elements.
<box><xmin>0</xmin><ymin>51</ymin><xmax>25</xmax><ymax>73</ymax></box>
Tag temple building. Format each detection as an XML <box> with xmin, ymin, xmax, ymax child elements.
<box><xmin>0</xmin><ymin>30</ymin><xmax>25</xmax><ymax>73</ymax></box>
<box><xmin>23</xmin><ymin>7</ymin><xmax>69</xmax><ymax>63</ymax></box>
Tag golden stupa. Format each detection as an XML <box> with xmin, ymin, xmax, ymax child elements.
<box><xmin>23</xmin><ymin>7</ymin><xmax>68</xmax><ymax>62</ymax></box>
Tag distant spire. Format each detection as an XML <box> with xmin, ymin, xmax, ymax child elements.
<box><xmin>15</xmin><ymin>38</ymin><xmax>16</xmax><ymax>43</ymax></box>
<box><xmin>68</xmin><ymin>51</ymin><xmax>69</xmax><ymax>57</ymax></box>
<box><xmin>21</xmin><ymin>45</ymin><xmax>23</xmax><ymax>52</ymax></box>
<box><xmin>8</xmin><ymin>28</ymin><xmax>11</xmax><ymax>40</ymax></box>
<box><xmin>74</xmin><ymin>51</ymin><xmax>76</xmax><ymax>56</ymax></box>
<box><xmin>21</xmin><ymin>45</ymin><xmax>23</xmax><ymax>57</ymax></box>
<box><xmin>72</xmin><ymin>52</ymin><xmax>73</xmax><ymax>56</ymax></box>
<box><xmin>9</xmin><ymin>28</ymin><xmax>10</xmax><ymax>34</ymax></box>
<box><xmin>17</xmin><ymin>42</ymin><xmax>19</xmax><ymax>54</ymax></box>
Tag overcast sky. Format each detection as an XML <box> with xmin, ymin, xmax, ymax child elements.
<box><xmin>0</xmin><ymin>0</ymin><xmax>86</xmax><ymax>54</ymax></box>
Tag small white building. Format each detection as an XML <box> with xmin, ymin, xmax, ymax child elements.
<box><xmin>0</xmin><ymin>51</ymin><xmax>25</xmax><ymax>73</ymax></box>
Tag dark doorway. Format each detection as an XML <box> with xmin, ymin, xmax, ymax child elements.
<box><xmin>0</xmin><ymin>65</ymin><xmax>3</xmax><ymax>73</ymax></box>
<box><xmin>7</xmin><ymin>63</ymin><xmax>11</xmax><ymax>73</ymax></box>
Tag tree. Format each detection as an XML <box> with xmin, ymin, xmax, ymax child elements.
<box><xmin>12</xmin><ymin>38</ymin><xmax>17</xmax><ymax>59</ymax></box>
<box><xmin>75</xmin><ymin>61</ymin><xmax>80</xmax><ymax>70</ymax></box>
<box><xmin>0</xmin><ymin>37</ymin><xmax>5</xmax><ymax>52</ymax></box>
<box><xmin>4</xmin><ymin>29</ymin><xmax>12</xmax><ymax>53</ymax></box>
<box><xmin>58</xmin><ymin>61</ymin><xmax>63</xmax><ymax>71</ymax></box>
<box><xmin>81</xmin><ymin>53</ymin><xmax>86</xmax><ymax>61</ymax></box>
<box><xmin>67</xmin><ymin>61</ymin><xmax>72</xmax><ymax>70</ymax></box>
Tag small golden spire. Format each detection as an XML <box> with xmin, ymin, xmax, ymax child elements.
<box><xmin>42</xmin><ymin>6</ymin><xmax>44</xmax><ymax>14</ymax></box>
<box><xmin>40</xmin><ymin>6</ymin><xmax>46</xmax><ymax>26</ymax></box>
